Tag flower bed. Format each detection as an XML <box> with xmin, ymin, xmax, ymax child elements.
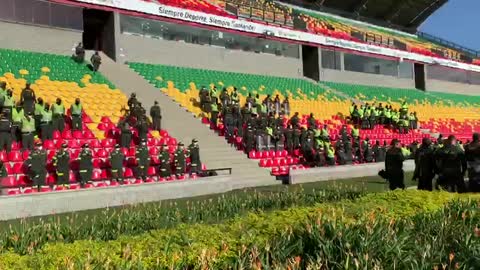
<box><xmin>1</xmin><ymin>191</ymin><xmax>478</xmax><ymax>269</ymax></box>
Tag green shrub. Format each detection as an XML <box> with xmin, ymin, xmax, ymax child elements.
<box><xmin>0</xmin><ymin>185</ymin><xmax>365</xmax><ymax>255</ymax></box>
<box><xmin>1</xmin><ymin>191</ymin><xmax>478</xmax><ymax>269</ymax></box>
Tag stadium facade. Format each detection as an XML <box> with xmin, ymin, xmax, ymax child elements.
<box><xmin>0</xmin><ymin>0</ymin><xmax>478</xmax><ymax>95</ymax></box>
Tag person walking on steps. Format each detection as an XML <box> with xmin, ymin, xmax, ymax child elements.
<box><xmin>52</xmin><ymin>143</ymin><xmax>70</xmax><ymax>186</ymax></box>
<box><xmin>78</xmin><ymin>143</ymin><xmax>93</xmax><ymax>188</ymax></box>
<box><xmin>150</xmin><ymin>101</ymin><xmax>162</xmax><ymax>131</ymax></box>
<box><xmin>26</xmin><ymin>142</ymin><xmax>47</xmax><ymax>191</ymax></box>
<box><xmin>91</xmin><ymin>51</ymin><xmax>102</xmax><ymax>72</ymax></box>
<box><xmin>110</xmin><ymin>144</ymin><xmax>125</xmax><ymax>184</ymax></box>
<box><xmin>70</xmin><ymin>98</ymin><xmax>83</xmax><ymax>131</ymax></box>
<box><xmin>73</xmin><ymin>42</ymin><xmax>85</xmax><ymax>63</ymax></box>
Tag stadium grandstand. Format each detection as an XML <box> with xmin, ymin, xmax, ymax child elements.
<box><xmin>0</xmin><ymin>0</ymin><xmax>478</xmax><ymax>219</ymax></box>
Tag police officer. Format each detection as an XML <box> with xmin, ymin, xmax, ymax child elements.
<box><xmin>34</xmin><ymin>97</ymin><xmax>45</xmax><ymax>133</ymax></box>
<box><xmin>290</xmin><ymin>112</ymin><xmax>300</xmax><ymax>129</ymax></box>
<box><xmin>413</xmin><ymin>138</ymin><xmax>436</xmax><ymax>191</ymax></box>
<box><xmin>3</xmin><ymin>89</ymin><xmax>15</xmax><ymax>120</ymax></box>
<box><xmin>21</xmin><ymin>113</ymin><xmax>35</xmax><ymax>151</ymax></box>
<box><xmin>136</xmin><ymin>117</ymin><xmax>149</xmax><ymax>144</ymax></box>
<box><xmin>91</xmin><ymin>51</ymin><xmax>102</xmax><ymax>72</ymax></box>
<box><xmin>188</xmin><ymin>139</ymin><xmax>201</xmax><ymax>175</ymax></box>
<box><xmin>78</xmin><ymin>143</ymin><xmax>93</xmax><ymax>188</ymax></box>
<box><xmin>465</xmin><ymin>133</ymin><xmax>480</xmax><ymax>192</ymax></box>
<box><xmin>70</xmin><ymin>98</ymin><xmax>83</xmax><ymax>131</ymax></box>
<box><xmin>435</xmin><ymin>135</ymin><xmax>466</xmax><ymax>192</ymax></box>
<box><xmin>128</xmin><ymin>93</ymin><xmax>138</xmax><ymax>111</ymax></box>
<box><xmin>40</xmin><ymin>103</ymin><xmax>53</xmax><ymax>141</ymax></box>
<box><xmin>135</xmin><ymin>140</ymin><xmax>150</xmax><ymax>181</ymax></box>
<box><xmin>224</xmin><ymin>107</ymin><xmax>234</xmax><ymax>142</ymax></box>
<box><xmin>385</xmin><ymin>139</ymin><xmax>409</xmax><ymax>190</ymax></box>
<box><xmin>373</xmin><ymin>140</ymin><xmax>386</xmax><ymax>162</ymax></box>
<box><xmin>20</xmin><ymin>83</ymin><xmax>36</xmax><ymax>115</ymax></box>
<box><xmin>363</xmin><ymin>139</ymin><xmax>374</xmax><ymax>163</ymax></box>
<box><xmin>159</xmin><ymin>144</ymin><xmax>172</xmax><ymax>179</ymax></box>
<box><xmin>26</xmin><ymin>142</ymin><xmax>47</xmax><ymax>191</ymax></box>
<box><xmin>11</xmin><ymin>103</ymin><xmax>24</xmax><ymax>142</ymax></box>
<box><xmin>326</xmin><ymin>144</ymin><xmax>335</xmax><ymax>166</ymax></box>
<box><xmin>210</xmin><ymin>101</ymin><xmax>219</xmax><ymax>130</ymax></box>
<box><xmin>0</xmin><ymin>113</ymin><xmax>12</xmax><ymax>152</ymax></box>
<box><xmin>52</xmin><ymin>98</ymin><xmax>65</xmax><ymax>132</ymax></box>
<box><xmin>174</xmin><ymin>142</ymin><xmax>187</xmax><ymax>177</ymax></box>
<box><xmin>119</xmin><ymin>120</ymin><xmax>132</xmax><ymax>148</ymax></box>
<box><xmin>150</xmin><ymin>101</ymin><xmax>162</xmax><ymax>131</ymax></box>
<box><xmin>52</xmin><ymin>143</ymin><xmax>70</xmax><ymax>186</ymax></box>
<box><xmin>344</xmin><ymin>140</ymin><xmax>353</xmax><ymax>165</ymax></box>
<box><xmin>110</xmin><ymin>144</ymin><xmax>125</xmax><ymax>184</ymax></box>
<box><xmin>74</xmin><ymin>42</ymin><xmax>85</xmax><ymax>63</ymax></box>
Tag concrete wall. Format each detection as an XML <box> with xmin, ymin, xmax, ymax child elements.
<box><xmin>426</xmin><ymin>79</ymin><xmax>480</xmax><ymax>96</ymax></box>
<box><xmin>118</xmin><ymin>33</ymin><xmax>303</xmax><ymax>78</ymax></box>
<box><xmin>320</xmin><ymin>68</ymin><xmax>416</xmax><ymax>89</ymax></box>
<box><xmin>290</xmin><ymin>160</ymin><xmax>414</xmax><ymax>184</ymax></box>
<box><xmin>0</xmin><ymin>176</ymin><xmax>234</xmax><ymax>220</ymax></box>
<box><xmin>0</xmin><ymin>21</ymin><xmax>81</xmax><ymax>55</ymax></box>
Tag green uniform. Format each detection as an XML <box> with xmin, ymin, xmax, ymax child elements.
<box><xmin>52</xmin><ymin>103</ymin><xmax>65</xmax><ymax>132</ymax></box>
<box><xmin>26</xmin><ymin>149</ymin><xmax>47</xmax><ymax>190</ymax></box>
<box><xmin>0</xmin><ymin>117</ymin><xmax>12</xmax><ymax>152</ymax></box>
<box><xmin>41</xmin><ymin>109</ymin><xmax>53</xmax><ymax>140</ymax></box>
<box><xmin>326</xmin><ymin>146</ymin><xmax>335</xmax><ymax>165</ymax></box>
<box><xmin>34</xmin><ymin>103</ymin><xmax>44</xmax><ymax>132</ymax></box>
<box><xmin>210</xmin><ymin>103</ymin><xmax>219</xmax><ymax>129</ymax></box>
<box><xmin>159</xmin><ymin>150</ymin><xmax>171</xmax><ymax>178</ymax></box>
<box><xmin>20</xmin><ymin>116</ymin><xmax>35</xmax><ymax>150</ymax></box>
<box><xmin>174</xmin><ymin>148</ymin><xmax>186</xmax><ymax>176</ymax></box>
<box><xmin>52</xmin><ymin>149</ymin><xmax>70</xmax><ymax>185</ymax></box>
<box><xmin>70</xmin><ymin>103</ymin><xmax>83</xmax><ymax>131</ymax></box>
<box><xmin>11</xmin><ymin>108</ymin><xmax>23</xmax><ymax>142</ymax></box>
<box><xmin>188</xmin><ymin>143</ymin><xmax>201</xmax><ymax>174</ymax></box>
<box><xmin>78</xmin><ymin>148</ymin><xmax>93</xmax><ymax>187</ymax></box>
<box><xmin>351</xmin><ymin>128</ymin><xmax>359</xmax><ymax>138</ymax></box>
<box><xmin>110</xmin><ymin>149</ymin><xmax>125</xmax><ymax>183</ymax></box>
<box><xmin>135</xmin><ymin>145</ymin><xmax>150</xmax><ymax>181</ymax></box>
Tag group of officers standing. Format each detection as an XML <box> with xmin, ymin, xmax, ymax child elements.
<box><xmin>0</xmin><ymin>88</ymin><xmax>202</xmax><ymax>191</ymax></box>
<box><xmin>198</xmin><ymin>86</ymin><xmax>406</xmax><ymax>168</ymax></box>
<box><xmin>350</xmin><ymin>101</ymin><xmax>418</xmax><ymax>133</ymax></box>
<box><xmin>0</xmin><ymin>82</ymin><xmax>84</xmax><ymax>152</ymax></box>
<box><xmin>404</xmin><ymin>134</ymin><xmax>480</xmax><ymax>193</ymax></box>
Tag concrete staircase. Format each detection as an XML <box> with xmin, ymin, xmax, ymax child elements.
<box><xmin>98</xmin><ymin>53</ymin><xmax>278</xmax><ymax>189</ymax></box>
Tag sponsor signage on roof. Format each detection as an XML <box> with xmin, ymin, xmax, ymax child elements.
<box><xmin>73</xmin><ymin>0</ymin><xmax>480</xmax><ymax>73</ymax></box>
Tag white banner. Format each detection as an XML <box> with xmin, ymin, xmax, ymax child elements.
<box><xmin>73</xmin><ymin>0</ymin><xmax>480</xmax><ymax>73</ymax></box>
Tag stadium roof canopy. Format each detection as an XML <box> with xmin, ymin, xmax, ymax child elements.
<box><xmin>281</xmin><ymin>0</ymin><xmax>448</xmax><ymax>32</ymax></box>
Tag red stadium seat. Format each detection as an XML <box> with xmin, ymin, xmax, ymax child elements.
<box><xmin>8</xmin><ymin>151</ymin><xmax>22</xmax><ymax>162</ymax></box>
<box><xmin>1</xmin><ymin>176</ymin><xmax>17</xmax><ymax>188</ymax></box>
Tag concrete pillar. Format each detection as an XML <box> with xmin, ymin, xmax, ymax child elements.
<box><xmin>113</xmin><ymin>12</ymin><xmax>122</xmax><ymax>62</ymax></box>
<box><xmin>340</xmin><ymin>51</ymin><xmax>345</xmax><ymax>71</ymax></box>
<box><xmin>317</xmin><ymin>47</ymin><xmax>323</xmax><ymax>81</ymax></box>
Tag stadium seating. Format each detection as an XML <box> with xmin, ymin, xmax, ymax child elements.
<box><xmin>0</xmin><ymin>49</ymin><xmax>196</xmax><ymax>195</ymax></box>
<box><xmin>129</xmin><ymin>62</ymin><xmax>349</xmax><ymax>119</ymax></box>
<box><xmin>129</xmin><ymin>62</ymin><xmax>434</xmax><ymax>176</ymax></box>
<box><xmin>146</xmin><ymin>0</ymin><xmax>477</xmax><ymax>64</ymax></box>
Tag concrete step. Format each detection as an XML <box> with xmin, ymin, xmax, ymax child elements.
<box><xmin>97</xmin><ymin>53</ymin><xmax>276</xmax><ymax>186</ymax></box>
